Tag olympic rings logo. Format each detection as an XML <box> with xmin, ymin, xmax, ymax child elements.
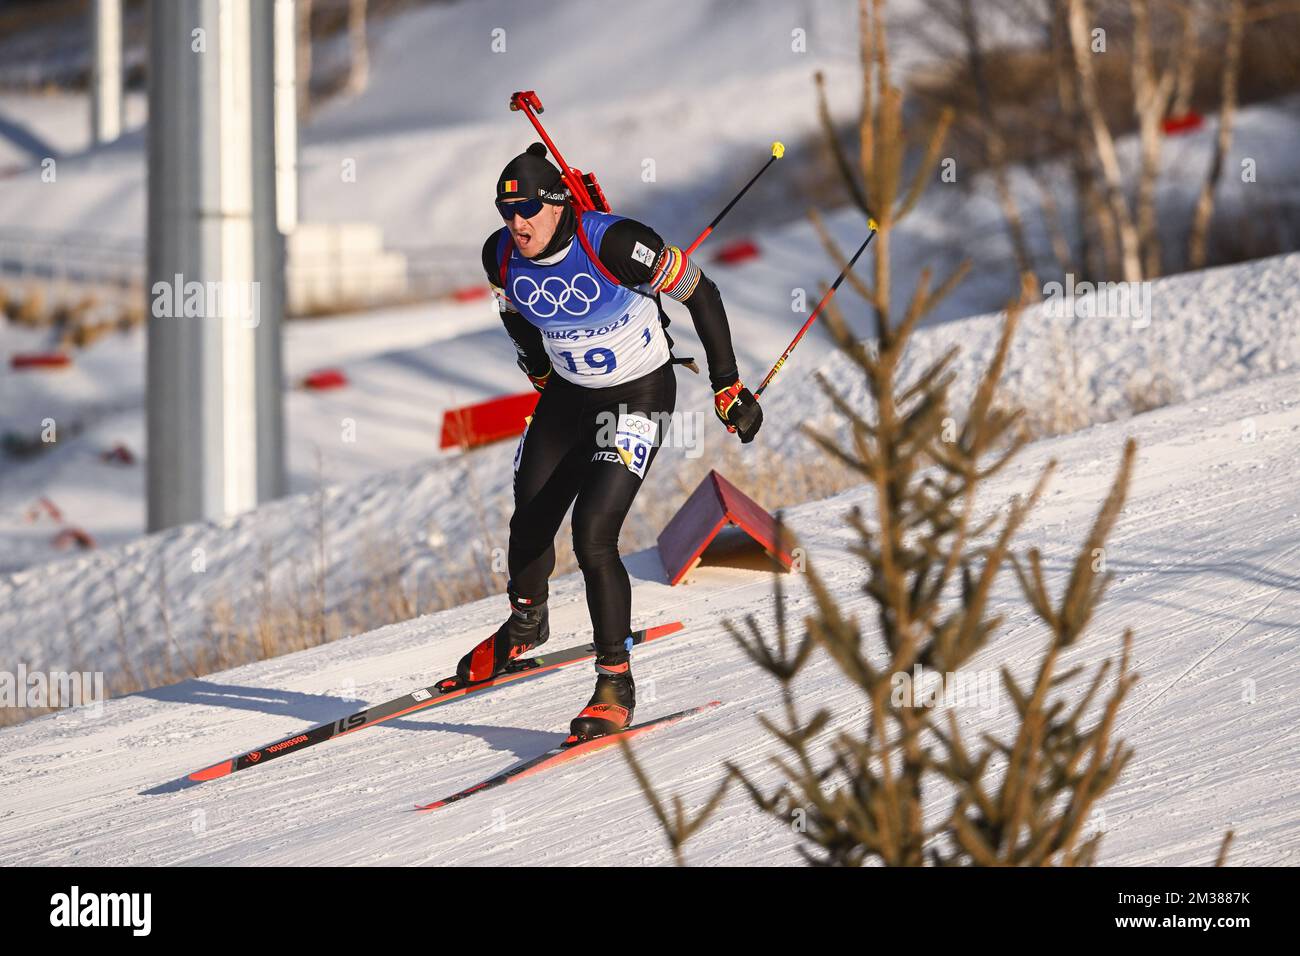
<box><xmin>512</xmin><ymin>272</ymin><xmax>601</xmax><ymax>317</ymax></box>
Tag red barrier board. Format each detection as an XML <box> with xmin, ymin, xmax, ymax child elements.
<box><xmin>440</xmin><ymin>390</ymin><xmax>539</xmax><ymax>450</ymax></box>
<box><xmin>657</xmin><ymin>470</ymin><xmax>795</xmax><ymax>585</ymax></box>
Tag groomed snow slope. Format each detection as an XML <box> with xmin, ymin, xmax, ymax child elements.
<box><xmin>1</xmin><ymin>367</ymin><xmax>1296</xmax><ymax>866</ymax></box>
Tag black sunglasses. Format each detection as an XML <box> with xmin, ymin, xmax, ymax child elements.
<box><xmin>496</xmin><ymin>197</ymin><xmax>546</xmax><ymax>221</ymax></box>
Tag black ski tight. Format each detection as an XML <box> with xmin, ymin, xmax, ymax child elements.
<box><xmin>507</xmin><ymin>360</ymin><xmax>677</xmax><ymax>659</ymax></box>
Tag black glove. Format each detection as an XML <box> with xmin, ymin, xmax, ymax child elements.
<box><xmin>713</xmin><ymin>381</ymin><xmax>763</xmax><ymax>443</ymax></box>
<box><xmin>518</xmin><ymin>357</ymin><xmax>552</xmax><ymax>393</ymax></box>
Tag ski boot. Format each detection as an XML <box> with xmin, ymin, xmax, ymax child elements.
<box><xmin>566</xmin><ymin>654</ymin><xmax>635</xmax><ymax>745</ymax></box>
<box><xmin>449</xmin><ymin>591</ymin><xmax>549</xmax><ymax>687</ymax></box>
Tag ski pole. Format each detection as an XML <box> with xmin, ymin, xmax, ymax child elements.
<box><xmin>753</xmin><ymin>220</ymin><xmax>879</xmax><ymax>399</ymax></box>
<box><xmin>683</xmin><ymin>142</ymin><xmax>785</xmax><ymax>257</ymax></box>
<box><xmin>509</xmin><ymin>90</ymin><xmax>595</xmax><ymax>211</ymax></box>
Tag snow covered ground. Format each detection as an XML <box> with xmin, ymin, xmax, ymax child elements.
<box><xmin>4</xmin><ymin>250</ymin><xmax>1297</xmax><ymax>676</ymax></box>
<box><xmin>768</xmin><ymin>252</ymin><xmax>1300</xmax><ymax>457</ymax></box>
<box><xmin>1</xmin><ymin>364</ymin><xmax>1296</xmax><ymax>866</ymax></box>
<box><xmin>0</xmin><ymin>295</ymin><xmax>507</xmax><ymax>568</ymax></box>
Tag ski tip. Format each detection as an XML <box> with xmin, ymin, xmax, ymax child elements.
<box><xmin>188</xmin><ymin>760</ymin><xmax>234</xmax><ymax>782</ymax></box>
<box><xmin>413</xmin><ymin>801</ymin><xmax>445</xmax><ymax>812</ymax></box>
<box><xmin>678</xmin><ymin>700</ymin><xmax>722</xmax><ymax>720</ymax></box>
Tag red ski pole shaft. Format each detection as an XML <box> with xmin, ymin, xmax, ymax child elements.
<box><xmin>683</xmin><ymin>142</ymin><xmax>785</xmax><ymax>257</ymax></box>
<box><xmin>754</xmin><ymin>221</ymin><xmax>878</xmax><ymax>399</ymax></box>
<box><xmin>509</xmin><ymin>90</ymin><xmax>593</xmax><ymax>211</ymax></box>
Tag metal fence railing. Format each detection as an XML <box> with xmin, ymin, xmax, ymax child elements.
<box><xmin>0</xmin><ymin>227</ymin><xmax>484</xmax><ymax>314</ymax></box>
<box><xmin>0</xmin><ymin>227</ymin><xmax>143</xmax><ymax>291</ymax></box>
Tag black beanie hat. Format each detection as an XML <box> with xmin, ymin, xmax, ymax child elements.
<box><xmin>496</xmin><ymin>142</ymin><xmax>569</xmax><ymax>205</ymax></box>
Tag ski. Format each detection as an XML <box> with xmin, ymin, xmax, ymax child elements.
<box><xmin>414</xmin><ymin>700</ymin><xmax>721</xmax><ymax>811</ymax></box>
<box><xmin>186</xmin><ymin>621</ymin><xmax>685</xmax><ymax>783</ymax></box>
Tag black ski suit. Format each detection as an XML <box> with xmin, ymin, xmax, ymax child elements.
<box><xmin>483</xmin><ymin>207</ymin><xmax>739</xmax><ymax>661</ymax></box>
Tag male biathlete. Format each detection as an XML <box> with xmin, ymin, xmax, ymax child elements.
<box><xmin>453</xmin><ymin>143</ymin><xmax>762</xmax><ymax>743</ymax></box>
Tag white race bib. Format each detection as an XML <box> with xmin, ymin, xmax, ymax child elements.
<box><xmin>614</xmin><ymin>413</ymin><xmax>658</xmax><ymax>479</ymax></box>
<box><xmin>542</xmin><ymin>294</ymin><xmax>669</xmax><ymax>387</ymax></box>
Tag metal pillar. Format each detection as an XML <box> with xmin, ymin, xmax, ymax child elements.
<box><xmin>252</xmin><ymin>0</ymin><xmax>288</xmax><ymax>503</ymax></box>
<box><xmin>146</xmin><ymin>0</ymin><xmax>260</xmax><ymax>530</ymax></box>
<box><xmin>91</xmin><ymin>0</ymin><xmax>123</xmax><ymax>145</ymax></box>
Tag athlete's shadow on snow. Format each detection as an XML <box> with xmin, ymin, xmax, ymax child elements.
<box><xmin>138</xmin><ymin>681</ymin><xmax>554</xmax><ymax>796</ymax></box>
<box><xmin>395</xmin><ymin>719</ymin><xmax>556</xmax><ymax>759</ymax></box>
<box><xmin>142</xmin><ymin>718</ymin><xmax>552</xmax><ymax>796</ymax></box>
<box><xmin>138</xmin><ymin>679</ymin><xmax>363</xmax><ymax>723</ymax></box>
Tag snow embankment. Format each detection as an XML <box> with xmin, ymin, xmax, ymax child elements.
<box><xmin>766</xmin><ymin>252</ymin><xmax>1300</xmax><ymax>454</ymax></box>
<box><xmin>0</xmin><ymin>363</ymin><xmax>1296</xmax><ymax>865</ymax></box>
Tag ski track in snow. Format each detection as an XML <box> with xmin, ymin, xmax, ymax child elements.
<box><xmin>1</xmin><ymin>369</ymin><xmax>1297</xmax><ymax>866</ymax></box>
